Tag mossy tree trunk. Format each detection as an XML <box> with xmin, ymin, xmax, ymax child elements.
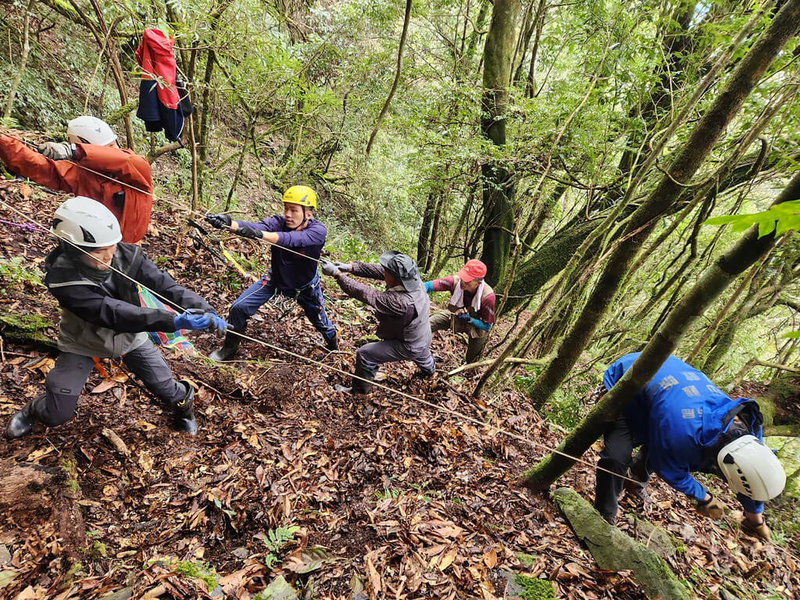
<box><xmin>523</xmin><ymin>169</ymin><xmax>800</xmax><ymax>489</ymax></box>
<box><xmin>479</xmin><ymin>0</ymin><xmax>522</xmax><ymax>287</ymax></box>
<box><xmin>524</xmin><ymin>0</ymin><xmax>800</xmax><ymax>409</ymax></box>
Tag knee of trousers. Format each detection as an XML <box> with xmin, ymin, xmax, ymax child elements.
<box><xmin>355</xmin><ymin>347</ymin><xmax>376</xmax><ymax>371</ymax></box>
<box><xmin>148</xmin><ymin>378</ymin><xmax>187</xmax><ymax>405</ymax></box>
<box><xmin>597</xmin><ymin>455</ymin><xmax>630</xmax><ymax>475</ymax></box>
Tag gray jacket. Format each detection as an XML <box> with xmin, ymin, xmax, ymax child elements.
<box><xmin>44</xmin><ymin>243</ymin><xmax>213</xmax><ymax>358</ymax></box>
<box><xmin>335</xmin><ymin>262</ymin><xmax>432</xmax><ymax>348</ymax></box>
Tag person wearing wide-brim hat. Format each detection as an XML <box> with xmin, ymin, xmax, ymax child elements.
<box><xmin>321</xmin><ymin>251</ymin><xmax>434</xmax><ymax>393</ymax></box>
<box><xmin>424</xmin><ymin>259</ymin><xmax>495</xmax><ymax>363</ymax></box>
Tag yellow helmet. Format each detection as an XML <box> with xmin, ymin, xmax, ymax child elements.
<box><xmin>282</xmin><ymin>185</ymin><xmax>317</xmax><ymax>209</ymax></box>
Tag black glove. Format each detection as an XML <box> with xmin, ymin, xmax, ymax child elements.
<box><xmin>205</xmin><ymin>213</ymin><xmax>232</xmax><ymax>229</ymax></box>
<box><xmin>38</xmin><ymin>142</ymin><xmax>74</xmax><ymax>161</ymax></box>
<box><xmin>235</xmin><ymin>226</ymin><xmax>263</xmax><ymax>240</ymax></box>
<box><xmin>321</xmin><ymin>260</ymin><xmax>339</xmax><ymax>277</ymax></box>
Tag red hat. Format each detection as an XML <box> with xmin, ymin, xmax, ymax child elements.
<box><xmin>457</xmin><ymin>259</ymin><xmax>487</xmax><ymax>283</ymax></box>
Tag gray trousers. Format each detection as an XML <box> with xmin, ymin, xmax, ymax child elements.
<box><xmin>430</xmin><ymin>311</ymin><xmax>489</xmax><ymax>363</ymax></box>
<box><xmin>36</xmin><ymin>341</ymin><xmax>186</xmax><ymax>427</ymax></box>
<box><xmin>356</xmin><ymin>339</ymin><xmax>435</xmax><ymax>375</ymax></box>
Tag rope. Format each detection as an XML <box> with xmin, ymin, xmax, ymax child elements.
<box><xmin>0</xmin><ymin>191</ymin><xmax>646</xmax><ymax>486</ymax></box>
<box><xmin>0</xmin><ymin>218</ymin><xmax>39</xmax><ymax>232</ymax></box>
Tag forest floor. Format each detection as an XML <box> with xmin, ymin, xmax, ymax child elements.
<box><xmin>0</xmin><ymin>179</ymin><xmax>799</xmax><ymax>600</ymax></box>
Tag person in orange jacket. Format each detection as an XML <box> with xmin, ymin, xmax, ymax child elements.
<box><xmin>0</xmin><ymin>116</ymin><xmax>152</xmax><ymax>243</ymax></box>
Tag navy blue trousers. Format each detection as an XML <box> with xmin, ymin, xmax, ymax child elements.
<box><xmin>227</xmin><ymin>271</ymin><xmax>336</xmax><ymax>341</ymax></box>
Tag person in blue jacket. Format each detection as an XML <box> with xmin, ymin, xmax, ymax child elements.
<box><xmin>205</xmin><ymin>186</ymin><xmax>337</xmax><ymax>360</ymax></box>
<box><xmin>595</xmin><ymin>353</ymin><xmax>785</xmax><ymax>541</ymax></box>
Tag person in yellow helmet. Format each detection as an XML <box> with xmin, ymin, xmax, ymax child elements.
<box><xmin>205</xmin><ymin>186</ymin><xmax>338</xmax><ymax>359</ymax></box>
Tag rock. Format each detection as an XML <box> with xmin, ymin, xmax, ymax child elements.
<box><xmin>98</xmin><ymin>587</ymin><xmax>134</xmax><ymax>600</ymax></box>
<box><xmin>552</xmin><ymin>487</ymin><xmax>690</xmax><ymax>600</ymax></box>
<box><xmin>680</xmin><ymin>523</ymin><xmax>697</xmax><ymax>544</ymax></box>
<box><xmin>628</xmin><ymin>516</ymin><xmax>679</xmax><ymax>559</ymax></box>
<box><xmin>0</xmin><ymin>545</ymin><xmax>10</xmax><ymax>566</ymax></box>
<box><xmin>210</xmin><ymin>584</ymin><xmax>224</xmax><ymax>598</ymax></box>
<box><xmin>254</xmin><ymin>576</ymin><xmax>298</xmax><ymax>600</ymax></box>
<box><xmin>501</xmin><ymin>569</ymin><xmax>555</xmax><ymax>599</ymax></box>
<box><xmin>765</xmin><ymin>436</ymin><xmax>800</xmax><ymax>499</ymax></box>
<box><xmin>719</xmin><ymin>589</ymin><xmax>739</xmax><ymax>600</ymax></box>
<box><xmin>232</xmin><ymin>546</ymin><xmax>249</xmax><ymax>560</ymax></box>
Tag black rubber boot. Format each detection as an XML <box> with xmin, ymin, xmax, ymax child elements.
<box><xmin>324</xmin><ymin>333</ymin><xmax>339</xmax><ymax>351</ymax></box>
<box><xmin>351</xmin><ymin>364</ymin><xmax>376</xmax><ymax>394</ymax></box>
<box><xmin>6</xmin><ymin>396</ymin><xmax>44</xmax><ymax>439</ymax></box>
<box><xmin>172</xmin><ymin>382</ymin><xmax>198</xmax><ymax>435</ymax></box>
<box><xmin>209</xmin><ymin>331</ymin><xmax>241</xmax><ymax>362</ymax></box>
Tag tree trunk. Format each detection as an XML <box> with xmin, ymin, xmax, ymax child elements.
<box><xmin>366</xmin><ymin>0</ymin><xmax>413</xmax><ymax>157</ymax></box>
<box><xmin>523</xmin><ymin>169</ymin><xmax>800</xmax><ymax>489</ymax></box>
<box><xmin>524</xmin><ymin>0</ymin><xmax>800</xmax><ymax>409</ymax></box>
<box><xmin>479</xmin><ymin>0</ymin><xmax>522</xmax><ymax>287</ymax></box>
<box><xmin>71</xmin><ymin>0</ymin><xmax>135</xmax><ymax>150</ymax></box>
<box><xmin>417</xmin><ymin>192</ymin><xmax>437</xmax><ymax>269</ymax></box>
<box><xmin>522</xmin><ymin>0</ymin><xmax>547</xmax><ymax>97</ymax></box>
<box><xmin>3</xmin><ymin>0</ymin><xmax>35</xmax><ymax>120</ymax></box>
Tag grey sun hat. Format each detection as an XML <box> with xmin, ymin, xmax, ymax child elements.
<box><xmin>379</xmin><ymin>251</ymin><xmax>420</xmax><ymax>291</ymax></box>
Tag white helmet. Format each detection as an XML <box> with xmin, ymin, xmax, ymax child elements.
<box><xmin>67</xmin><ymin>116</ymin><xmax>117</xmax><ymax>146</ymax></box>
<box><xmin>51</xmin><ymin>196</ymin><xmax>122</xmax><ymax>248</ymax></box>
<box><xmin>717</xmin><ymin>435</ymin><xmax>786</xmax><ymax>501</ymax></box>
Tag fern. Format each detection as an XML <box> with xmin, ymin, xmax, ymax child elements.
<box><xmin>261</xmin><ymin>525</ymin><xmax>299</xmax><ymax>570</ymax></box>
<box><xmin>263</xmin><ymin>525</ymin><xmax>299</xmax><ymax>554</ymax></box>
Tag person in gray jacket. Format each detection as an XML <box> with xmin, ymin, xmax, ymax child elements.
<box><xmin>5</xmin><ymin>196</ymin><xmax>226</xmax><ymax>439</ymax></box>
<box><xmin>321</xmin><ymin>251</ymin><xmax>434</xmax><ymax>393</ymax></box>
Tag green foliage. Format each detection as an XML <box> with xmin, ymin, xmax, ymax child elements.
<box><xmin>703</xmin><ymin>200</ymin><xmax>800</xmax><ymax>239</ymax></box>
<box><xmin>174</xmin><ymin>560</ymin><xmax>220</xmax><ymax>592</ymax></box>
<box><xmin>375</xmin><ymin>488</ymin><xmax>402</xmax><ymax>501</ymax></box>
<box><xmin>513</xmin><ymin>574</ymin><xmax>556</xmax><ymax>600</ymax></box>
<box><xmin>261</xmin><ymin>525</ymin><xmax>300</xmax><ymax>570</ymax></box>
<box><xmin>0</xmin><ymin>257</ymin><xmax>43</xmax><ymax>290</ymax></box>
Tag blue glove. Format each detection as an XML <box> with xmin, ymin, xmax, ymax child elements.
<box><xmin>457</xmin><ymin>312</ymin><xmax>492</xmax><ymax>331</ymax></box>
<box><xmin>208</xmin><ymin>313</ymin><xmax>228</xmax><ymax>335</ymax></box>
<box><xmin>174</xmin><ymin>310</ymin><xmax>210</xmax><ymax>331</ymax></box>
<box><xmin>424</xmin><ymin>281</ymin><xmax>434</xmax><ymax>293</ymax></box>
<box><xmin>468</xmin><ymin>316</ymin><xmax>492</xmax><ymax>331</ymax></box>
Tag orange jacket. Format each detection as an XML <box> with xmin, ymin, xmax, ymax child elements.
<box><xmin>0</xmin><ymin>135</ymin><xmax>153</xmax><ymax>243</ymax></box>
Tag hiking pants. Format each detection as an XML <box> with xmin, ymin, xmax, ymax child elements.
<box><xmin>430</xmin><ymin>311</ymin><xmax>489</xmax><ymax>363</ymax></box>
<box><xmin>35</xmin><ymin>341</ymin><xmax>186</xmax><ymax>427</ymax></box>
<box><xmin>356</xmin><ymin>339</ymin><xmax>436</xmax><ymax>376</ymax></box>
<box><xmin>594</xmin><ymin>416</ymin><xmax>648</xmax><ymax>521</ymax></box>
<box><xmin>227</xmin><ymin>271</ymin><xmax>336</xmax><ymax>341</ymax></box>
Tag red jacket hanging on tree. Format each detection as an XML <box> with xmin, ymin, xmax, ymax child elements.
<box><xmin>0</xmin><ymin>135</ymin><xmax>153</xmax><ymax>243</ymax></box>
<box><xmin>135</xmin><ymin>28</ymin><xmax>180</xmax><ymax>109</ymax></box>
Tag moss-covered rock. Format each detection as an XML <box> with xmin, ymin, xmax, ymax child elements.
<box><xmin>0</xmin><ymin>310</ymin><xmax>55</xmax><ymax>348</ymax></box>
<box><xmin>765</xmin><ymin>436</ymin><xmax>800</xmax><ymax>499</ymax></box>
<box><xmin>628</xmin><ymin>516</ymin><xmax>681</xmax><ymax>559</ymax></box>
<box><xmin>511</xmin><ymin>574</ymin><xmax>555</xmax><ymax>600</ymax></box>
<box><xmin>552</xmin><ymin>487</ymin><xmax>690</xmax><ymax>600</ymax></box>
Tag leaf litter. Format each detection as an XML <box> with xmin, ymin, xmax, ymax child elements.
<box><xmin>0</xmin><ymin>181</ymin><xmax>798</xmax><ymax>599</ymax></box>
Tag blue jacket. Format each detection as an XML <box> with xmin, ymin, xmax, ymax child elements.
<box><xmin>235</xmin><ymin>216</ymin><xmax>326</xmax><ymax>291</ymax></box>
<box><xmin>604</xmin><ymin>352</ymin><xmax>763</xmax><ymax>513</ymax></box>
